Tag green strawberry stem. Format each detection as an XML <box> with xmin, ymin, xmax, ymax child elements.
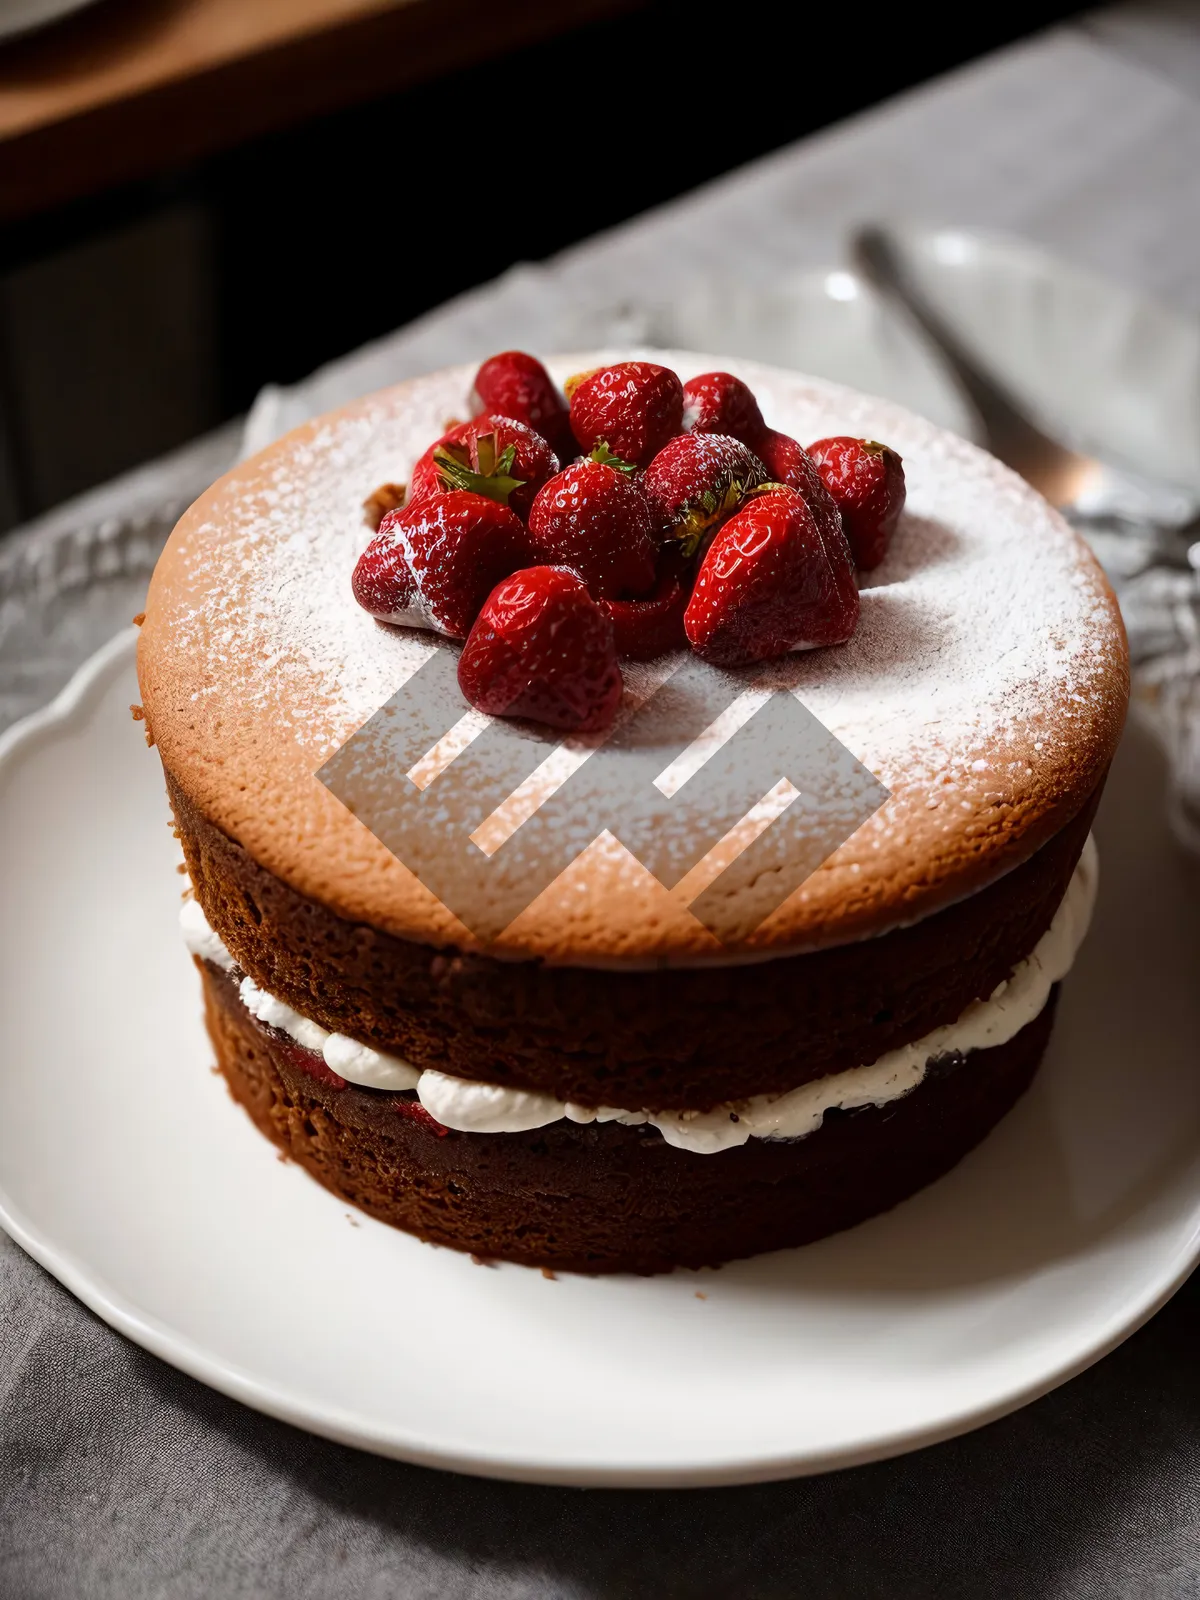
<box><xmin>589</xmin><ymin>442</ymin><xmax>639</xmax><ymax>476</ymax></box>
<box><xmin>668</xmin><ymin>477</ymin><xmax>752</xmax><ymax>557</ymax></box>
<box><xmin>433</xmin><ymin>441</ymin><xmax>525</xmax><ymax>506</ymax></box>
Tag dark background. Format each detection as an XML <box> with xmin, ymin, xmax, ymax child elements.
<box><xmin>0</xmin><ymin>0</ymin><xmax>1087</xmax><ymax>527</ymax></box>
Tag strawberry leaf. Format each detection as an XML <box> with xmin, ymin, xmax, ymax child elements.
<box><xmin>667</xmin><ymin>477</ymin><xmax>750</xmax><ymax>556</ymax></box>
<box><xmin>589</xmin><ymin>442</ymin><xmax>639</xmax><ymax>477</ymax></box>
<box><xmin>433</xmin><ymin>443</ymin><xmax>525</xmax><ymax>507</ymax></box>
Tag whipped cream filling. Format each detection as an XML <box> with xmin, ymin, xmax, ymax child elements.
<box><xmin>180</xmin><ymin>899</ymin><xmax>420</xmax><ymax>1090</ymax></box>
<box><xmin>182</xmin><ymin>835</ymin><xmax>1097</xmax><ymax>1155</ymax></box>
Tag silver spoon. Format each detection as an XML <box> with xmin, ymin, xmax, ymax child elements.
<box><xmin>852</xmin><ymin>225</ymin><xmax>1199</xmax><ymax>573</ymax></box>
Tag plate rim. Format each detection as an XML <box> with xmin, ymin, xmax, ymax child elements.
<box><xmin>2</xmin><ymin>640</ymin><xmax>1199</xmax><ymax>1489</ymax></box>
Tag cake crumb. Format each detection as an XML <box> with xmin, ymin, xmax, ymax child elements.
<box><xmin>694</xmin><ymin>1291</ymin><xmax>707</xmax><ymax>1300</ymax></box>
<box><xmin>132</xmin><ymin>612</ymin><xmax>145</xmax><ymax>626</ymax></box>
<box><xmin>130</xmin><ymin>705</ymin><xmax>155</xmax><ymax>745</ymax></box>
<box><xmin>344</xmin><ymin>1213</ymin><xmax>360</xmax><ymax>1228</ymax></box>
<box><xmin>362</xmin><ymin>481</ymin><xmax>406</xmax><ymax>531</ymax></box>
<box><xmin>541</xmin><ymin>1268</ymin><xmax>557</xmax><ymax>1281</ymax></box>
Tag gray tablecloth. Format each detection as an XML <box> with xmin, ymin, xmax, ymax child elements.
<box><xmin>4</xmin><ymin>9</ymin><xmax>1200</xmax><ymax>1595</ymax></box>
<box><xmin>2</xmin><ymin>1248</ymin><xmax>1198</xmax><ymax>1599</ymax></box>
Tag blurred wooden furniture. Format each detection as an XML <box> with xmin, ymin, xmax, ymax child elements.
<box><xmin>0</xmin><ymin>0</ymin><xmax>639</xmax><ymax>222</ymax></box>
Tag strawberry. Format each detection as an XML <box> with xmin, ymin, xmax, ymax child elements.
<box><xmin>471</xmin><ymin>351</ymin><xmax>574</xmax><ymax>460</ymax></box>
<box><xmin>275</xmin><ymin>1035</ymin><xmax>346</xmax><ymax>1090</ymax></box>
<box><xmin>393</xmin><ymin>1098</ymin><xmax>449</xmax><ymax>1136</ymax></box>
<box><xmin>458</xmin><ymin>566</ymin><xmax>623</xmax><ymax>732</ymax></box>
<box><xmin>568</xmin><ymin>361</ymin><xmax>684</xmax><ymax>468</ymax></box>
<box><xmin>807</xmin><ymin>436</ymin><xmax>906</xmax><ymax>569</ymax></box>
<box><xmin>684</xmin><ymin>486</ymin><xmax>860</xmax><ymax>665</ymax></box>
<box><xmin>681</xmin><ymin>371</ymin><xmax>765</xmax><ymax>447</ymax></box>
<box><xmin>408</xmin><ymin>414</ymin><xmax>558</xmax><ymax>519</ymax></box>
<box><xmin>526</xmin><ymin>459</ymin><xmax>660</xmax><ymax>600</ymax></box>
<box><xmin>603</xmin><ymin>547</ymin><xmax>692</xmax><ymax>659</ymax></box>
<box><xmin>755</xmin><ymin>428</ymin><xmax>860</xmax><ymax>617</ymax></box>
<box><xmin>352</xmin><ymin>490</ymin><xmax>534</xmax><ymax>638</ymax></box>
<box><xmin>408</xmin><ymin>420</ymin><xmax>475</xmax><ymax>506</ymax></box>
<box><xmin>642</xmin><ymin>433</ymin><xmax>768</xmax><ymax>556</ymax></box>
<box><xmin>563</xmin><ymin>367</ymin><xmax>599</xmax><ymax>401</ymax></box>
<box><xmin>754</xmin><ymin>428</ymin><xmax>825</xmax><ymax>496</ymax></box>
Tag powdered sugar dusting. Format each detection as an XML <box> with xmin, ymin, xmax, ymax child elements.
<box><xmin>169</xmin><ymin>383</ymin><xmax>471</xmax><ymax>753</ymax></box>
<box><xmin>695</xmin><ymin>357</ymin><xmax>1121</xmax><ymax>839</ymax></box>
<box><xmin>177</xmin><ymin>352</ymin><xmax>1116</xmax><ymax>780</ymax></box>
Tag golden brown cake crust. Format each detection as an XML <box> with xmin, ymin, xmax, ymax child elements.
<box><xmin>203</xmin><ymin>959</ymin><xmax>1057</xmax><ymax>1275</ymax></box>
<box><xmin>138</xmin><ymin>353</ymin><xmax>1128</xmax><ymax>964</ymax></box>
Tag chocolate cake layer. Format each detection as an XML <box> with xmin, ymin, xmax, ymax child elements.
<box><xmin>203</xmin><ymin>961</ymin><xmax>1057</xmax><ymax>1275</ymax></box>
<box><xmin>177</xmin><ymin>774</ymin><xmax>1096</xmax><ymax>1112</ymax></box>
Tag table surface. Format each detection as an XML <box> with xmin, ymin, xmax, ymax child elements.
<box><xmin>0</xmin><ymin>0</ymin><xmax>637</xmax><ymax>221</ymax></box>
<box><xmin>3</xmin><ymin>5</ymin><xmax>1200</xmax><ymax>1596</ymax></box>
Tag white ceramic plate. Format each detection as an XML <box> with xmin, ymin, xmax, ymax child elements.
<box><xmin>1</xmin><ymin>630</ymin><xmax>1199</xmax><ymax>1487</ymax></box>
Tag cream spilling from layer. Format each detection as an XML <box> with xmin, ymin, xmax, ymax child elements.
<box><xmin>182</xmin><ymin>837</ymin><xmax>1097</xmax><ymax>1155</ymax></box>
